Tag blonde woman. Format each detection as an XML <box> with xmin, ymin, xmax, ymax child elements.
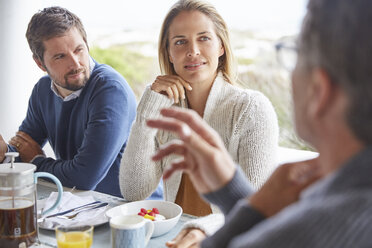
<box><xmin>119</xmin><ymin>0</ymin><xmax>278</xmax><ymax>245</ymax></box>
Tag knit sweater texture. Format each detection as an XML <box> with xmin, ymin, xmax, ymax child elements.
<box><xmin>202</xmin><ymin>146</ymin><xmax>372</xmax><ymax>247</ymax></box>
<box><xmin>119</xmin><ymin>73</ymin><xmax>278</xmax><ymax>233</ymax></box>
<box><xmin>16</xmin><ymin>62</ymin><xmax>139</xmax><ymax>197</ymax></box>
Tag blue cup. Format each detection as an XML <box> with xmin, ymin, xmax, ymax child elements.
<box><xmin>110</xmin><ymin>215</ymin><xmax>154</xmax><ymax>248</ymax></box>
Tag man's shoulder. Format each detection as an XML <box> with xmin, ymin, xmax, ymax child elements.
<box><xmin>85</xmin><ymin>63</ymin><xmax>136</xmax><ymax>103</ymax></box>
<box><xmin>36</xmin><ymin>75</ymin><xmax>51</xmax><ymax>85</ymax></box>
<box><xmin>284</xmin><ymin>187</ymin><xmax>372</xmax><ymax>225</ymax></box>
<box><xmin>250</xmin><ymin>193</ymin><xmax>372</xmax><ymax>248</ymax></box>
<box><xmin>32</xmin><ymin>75</ymin><xmax>52</xmax><ymax>94</ymax></box>
<box><xmin>91</xmin><ymin>63</ymin><xmax>128</xmax><ymax>87</ymax></box>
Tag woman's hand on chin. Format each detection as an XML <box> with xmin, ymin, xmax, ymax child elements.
<box><xmin>151</xmin><ymin>75</ymin><xmax>192</xmax><ymax>103</ymax></box>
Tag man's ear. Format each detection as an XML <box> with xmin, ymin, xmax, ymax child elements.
<box><xmin>308</xmin><ymin>68</ymin><xmax>334</xmax><ymax>118</ymax></box>
<box><xmin>33</xmin><ymin>55</ymin><xmax>47</xmax><ymax>72</ymax></box>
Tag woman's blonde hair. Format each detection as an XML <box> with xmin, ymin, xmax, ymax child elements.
<box><xmin>158</xmin><ymin>0</ymin><xmax>236</xmax><ymax>84</ymax></box>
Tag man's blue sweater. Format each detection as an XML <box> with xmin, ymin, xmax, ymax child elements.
<box><xmin>17</xmin><ymin>62</ymin><xmax>162</xmax><ymax>199</ymax></box>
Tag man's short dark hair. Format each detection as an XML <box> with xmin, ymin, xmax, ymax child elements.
<box><xmin>299</xmin><ymin>0</ymin><xmax>372</xmax><ymax>145</ymax></box>
<box><xmin>26</xmin><ymin>6</ymin><xmax>88</xmax><ymax>62</ymax></box>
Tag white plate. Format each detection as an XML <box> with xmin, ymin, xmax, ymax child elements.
<box><xmin>37</xmin><ymin>199</ymin><xmax>110</xmax><ymax>230</ymax></box>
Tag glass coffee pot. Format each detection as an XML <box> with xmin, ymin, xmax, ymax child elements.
<box><xmin>0</xmin><ymin>152</ymin><xmax>63</xmax><ymax>248</ymax></box>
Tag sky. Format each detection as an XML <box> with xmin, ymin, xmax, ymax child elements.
<box><xmin>40</xmin><ymin>0</ymin><xmax>308</xmax><ymax>35</ymax></box>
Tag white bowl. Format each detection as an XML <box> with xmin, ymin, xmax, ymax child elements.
<box><xmin>106</xmin><ymin>200</ymin><xmax>182</xmax><ymax>237</ymax></box>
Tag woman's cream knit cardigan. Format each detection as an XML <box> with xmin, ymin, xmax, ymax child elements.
<box><xmin>119</xmin><ymin>73</ymin><xmax>278</xmax><ymax>234</ymax></box>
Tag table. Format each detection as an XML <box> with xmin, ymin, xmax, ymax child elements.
<box><xmin>36</xmin><ymin>181</ymin><xmax>195</xmax><ymax>248</ymax></box>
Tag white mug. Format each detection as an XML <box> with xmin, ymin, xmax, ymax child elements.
<box><xmin>110</xmin><ymin>215</ymin><xmax>154</xmax><ymax>248</ymax></box>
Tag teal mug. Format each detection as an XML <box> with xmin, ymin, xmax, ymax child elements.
<box><xmin>35</xmin><ymin>172</ymin><xmax>63</xmax><ymax>214</ymax></box>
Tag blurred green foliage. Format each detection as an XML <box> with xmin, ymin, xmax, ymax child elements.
<box><xmin>90</xmin><ymin>45</ymin><xmax>158</xmax><ymax>98</ymax></box>
<box><xmin>237</xmin><ymin>57</ymin><xmax>254</xmax><ymax>65</ymax></box>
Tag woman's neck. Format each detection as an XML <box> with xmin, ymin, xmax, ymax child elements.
<box><xmin>185</xmin><ymin>75</ymin><xmax>216</xmax><ymax>117</ymax></box>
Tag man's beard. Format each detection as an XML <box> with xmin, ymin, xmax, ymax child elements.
<box><xmin>52</xmin><ymin>68</ymin><xmax>89</xmax><ymax>91</ymax></box>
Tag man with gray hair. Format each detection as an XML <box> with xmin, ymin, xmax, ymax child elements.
<box><xmin>147</xmin><ymin>0</ymin><xmax>372</xmax><ymax>246</ymax></box>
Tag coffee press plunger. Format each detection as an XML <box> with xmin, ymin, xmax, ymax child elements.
<box><xmin>0</xmin><ymin>152</ymin><xmax>63</xmax><ymax>248</ymax></box>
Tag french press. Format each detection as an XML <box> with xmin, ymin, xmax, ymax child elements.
<box><xmin>0</xmin><ymin>152</ymin><xmax>63</xmax><ymax>248</ymax></box>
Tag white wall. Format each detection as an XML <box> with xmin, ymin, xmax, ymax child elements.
<box><xmin>0</xmin><ymin>0</ymin><xmax>43</xmax><ymax>141</ymax></box>
<box><xmin>0</xmin><ymin>0</ymin><xmax>56</xmax><ymax>157</ymax></box>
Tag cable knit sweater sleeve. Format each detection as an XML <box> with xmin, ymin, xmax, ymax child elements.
<box><xmin>119</xmin><ymin>85</ymin><xmax>173</xmax><ymax>200</ymax></box>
